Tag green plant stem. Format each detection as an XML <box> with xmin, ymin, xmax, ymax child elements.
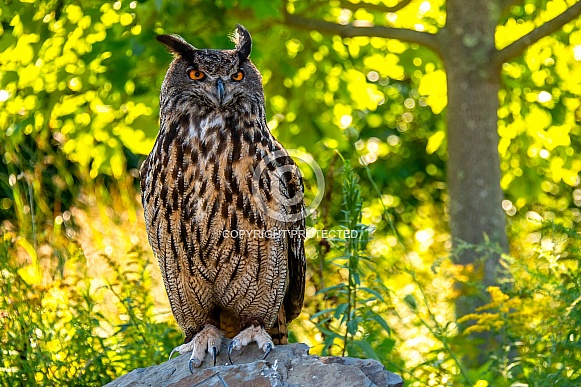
<box><xmin>343</xmin><ymin>273</ymin><xmax>351</xmax><ymax>357</ymax></box>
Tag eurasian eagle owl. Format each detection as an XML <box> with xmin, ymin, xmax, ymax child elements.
<box><xmin>140</xmin><ymin>24</ymin><xmax>306</xmax><ymax>371</ymax></box>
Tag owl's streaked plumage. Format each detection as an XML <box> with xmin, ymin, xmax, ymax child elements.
<box><xmin>140</xmin><ymin>25</ymin><xmax>306</xmax><ymax>369</ymax></box>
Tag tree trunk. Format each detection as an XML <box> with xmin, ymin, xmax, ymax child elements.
<box><xmin>443</xmin><ymin>0</ymin><xmax>509</xmax><ymax>364</ymax></box>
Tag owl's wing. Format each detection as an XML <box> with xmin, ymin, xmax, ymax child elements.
<box><xmin>284</xmin><ymin>214</ymin><xmax>306</xmax><ymax>323</ymax></box>
<box><xmin>271</xmin><ymin>153</ymin><xmax>306</xmax><ymax>323</ymax></box>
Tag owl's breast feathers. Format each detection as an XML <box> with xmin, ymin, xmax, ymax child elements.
<box><xmin>140</xmin><ymin>110</ymin><xmax>305</xmax><ymax>330</ymax></box>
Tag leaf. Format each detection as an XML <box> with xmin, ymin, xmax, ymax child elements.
<box><xmin>370</xmin><ymin>314</ymin><xmax>391</xmax><ymax>335</ymax></box>
<box><xmin>16</xmin><ymin>238</ymin><xmax>41</xmax><ymax>286</ymax></box>
<box><xmin>376</xmin><ymin>337</ymin><xmax>396</xmax><ymax>355</ymax></box>
<box><xmin>318</xmin><ymin>327</ymin><xmax>342</xmax><ymax>339</ymax></box>
<box><xmin>347</xmin><ymin>319</ymin><xmax>359</xmax><ymax>335</ymax></box>
<box><xmin>17</xmin><ymin>237</ymin><xmax>37</xmax><ymax>262</ymax></box>
<box><xmin>334</xmin><ymin>303</ymin><xmax>349</xmax><ymax>319</ymax></box>
<box><xmin>426</xmin><ymin>130</ymin><xmax>446</xmax><ymax>155</ymax></box>
<box><xmin>17</xmin><ymin>264</ymin><xmax>42</xmax><ymax>286</ymax></box>
<box><xmin>350</xmin><ymin>340</ymin><xmax>380</xmax><ymax>360</ymax></box>
<box><xmin>418</xmin><ymin>69</ymin><xmax>447</xmax><ymax>114</ymax></box>
<box><xmin>404</xmin><ymin>294</ymin><xmax>418</xmax><ymax>310</ymax></box>
<box><xmin>359</xmin><ymin>287</ymin><xmax>384</xmax><ymax>302</ymax></box>
<box><xmin>310</xmin><ymin>308</ymin><xmax>336</xmax><ymax>320</ymax></box>
<box><xmin>315</xmin><ymin>284</ymin><xmax>347</xmax><ymax>295</ymax></box>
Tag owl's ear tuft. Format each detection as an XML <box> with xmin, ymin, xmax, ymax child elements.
<box><xmin>232</xmin><ymin>24</ymin><xmax>252</xmax><ymax>61</ymax></box>
<box><xmin>156</xmin><ymin>34</ymin><xmax>196</xmax><ymax>58</ymax></box>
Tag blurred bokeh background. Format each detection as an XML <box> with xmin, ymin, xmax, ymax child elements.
<box><xmin>1</xmin><ymin>0</ymin><xmax>581</xmax><ymax>386</ymax></box>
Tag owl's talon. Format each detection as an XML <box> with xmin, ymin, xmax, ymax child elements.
<box><xmin>211</xmin><ymin>345</ymin><xmax>218</xmax><ymax>366</ymax></box>
<box><xmin>262</xmin><ymin>343</ymin><xmax>274</xmax><ymax>360</ymax></box>
<box><xmin>168</xmin><ymin>348</ymin><xmax>179</xmax><ymax>361</ymax></box>
<box><xmin>262</xmin><ymin>342</ymin><xmax>273</xmax><ymax>360</ymax></box>
<box><xmin>228</xmin><ymin>340</ymin><xmax>237</xmax><ymax>365</ymax></box>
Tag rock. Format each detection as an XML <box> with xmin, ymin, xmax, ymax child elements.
<box><xmin>104</xmin><ymin>341</ymin><xmax>403</xmax><ymax>387</ymax></box>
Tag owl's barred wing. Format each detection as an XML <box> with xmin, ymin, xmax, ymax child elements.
<box><xmin>285</xmin><ymin>216</ymin><xmax>306</xmax><ymax>323</ymax></box>
<box><xmin>267</xmin><ymin>151</ymin><xmax>306</xmax><ymax>324</ymax></box>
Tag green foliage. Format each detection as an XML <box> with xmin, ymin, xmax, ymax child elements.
<box><xmin>459</xmin><ymin>224</ymin><xmax>581</xmax><ymax>386</ymax></box>
<box><xmin>1</xmin><ymin>0</ymin><xmax>581</xmax><ymax>386</ymax></box>
<box><xmin>311</xmin><ymin>158</ymin><xmax>392</xmax><ymax>361</ymax></box>
<box><xmin>0</xmin><ymin>237</ymin><xmax>180</xmax><ymax>386</ymax></box>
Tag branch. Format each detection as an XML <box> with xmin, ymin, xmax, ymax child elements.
<box><xmin>284</xmin><ymin>13</ymin><xmax>441</xmax><ymax>54</ymax></box>
<box><xmin>336</xmin><ymin>0</ymin><xmax>412</xmax><ymax>14</ymax></box>
<box><xmin>495</xmin><ymin>0</ymin><xmax>581</xmax><ymax>65</ymax></box>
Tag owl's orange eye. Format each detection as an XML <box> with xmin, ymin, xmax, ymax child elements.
<box><xmin>231</xmin><ymin>70</ymin><xmax>244</xmax><ymax>82</ymax></box>
<box><xmin>189</xmin><ymin>70</ymin><xmax>205</xmax><ymax>80</ymax></box>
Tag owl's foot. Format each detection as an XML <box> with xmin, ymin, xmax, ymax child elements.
<box><xmin>228</xmin><ymin>324</ymin><xmax>274</xmax><ymax>365</ymax></box>
<box><xmin>168</xmin><ymin>324</ymin><xmax>223</xmax><ymax>372</ymax></box>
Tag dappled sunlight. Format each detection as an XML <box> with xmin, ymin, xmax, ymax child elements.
<box><xmin>69</xmin><ymin>186</ymin><xmax>172</xmax><ymax>322</ymax></box>
<box><xmin>2</xmin><ymin>0</ymin><xmax>581</xmax><ymax>385</ymax></box>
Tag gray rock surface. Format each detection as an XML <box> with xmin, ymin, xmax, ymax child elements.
<box><xmin>104</xmin><ymin>341</ymin><xmax>403</xmax><ymax>387</ymax></box>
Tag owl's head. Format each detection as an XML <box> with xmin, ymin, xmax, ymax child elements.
<box><xmin>157</xmin><ymin>25</ymin><xmax>263</xmax><ymax>115</ymax></box>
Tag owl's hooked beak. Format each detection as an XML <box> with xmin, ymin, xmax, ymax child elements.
<box><xmin>216</xmin><ymin>79</ymin><xmax>225</xmax><ymax>105</ymax></box>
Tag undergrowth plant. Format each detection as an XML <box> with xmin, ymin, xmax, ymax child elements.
<box><xmin>0</xmin><ymin>236</ymin><xmax>179</xmax><ymax>386</ymax></box>
<box><xmin>459</xmin><ymin>223</ymin><xmax>581</xmax><ymax>386</ymax></box>
<box><xmin>308</xmin><ymin>155</ymin><xmax>581</xmax><ymax>387</ymax></box>
<box><xmin>312</xmin><ymin>158</ymin><xmax>393</xmax><ymax>361</ymax></box>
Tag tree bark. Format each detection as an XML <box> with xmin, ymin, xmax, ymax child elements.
<box><xmin>442</xmin><ymin>0</ymin><xmax>508</xmax><ymax>364</ymax></box>
<box><xmin>444</xmin><ymin>0</ymin><xmax>508</xmax><ymax>274</ymax></box>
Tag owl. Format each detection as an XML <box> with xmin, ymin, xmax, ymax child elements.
<box><xmin>140</xmin><ymin>25</ymin><xmax>306</xmax><ymax>371</ymax></box>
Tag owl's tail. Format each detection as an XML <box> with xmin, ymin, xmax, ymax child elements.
<box><xmin>268</xmin><ymin>307</ymin><xmax>288</xmax><ymax>345</ymax></box>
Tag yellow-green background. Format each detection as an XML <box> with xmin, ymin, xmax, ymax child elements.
<box><xmin>1</xmin><ymin>0</ymin><xmax>580</xmax><ymax>386</ymax></box>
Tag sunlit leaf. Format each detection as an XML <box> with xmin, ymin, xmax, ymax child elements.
<box><xmin>418</xmin><ymin>69</ymin><xmax>447</xmax><ymax>114</ymax></box>
<box><xmin>359</xmin><ymin>286</ymin><xmax>384</xmax><ymax>302</ymax></box>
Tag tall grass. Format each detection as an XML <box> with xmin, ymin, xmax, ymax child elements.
<box><xmin>0</xmin><ymin>183</ymin><xmax>181</xmax><ymax>386</ymax></box>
